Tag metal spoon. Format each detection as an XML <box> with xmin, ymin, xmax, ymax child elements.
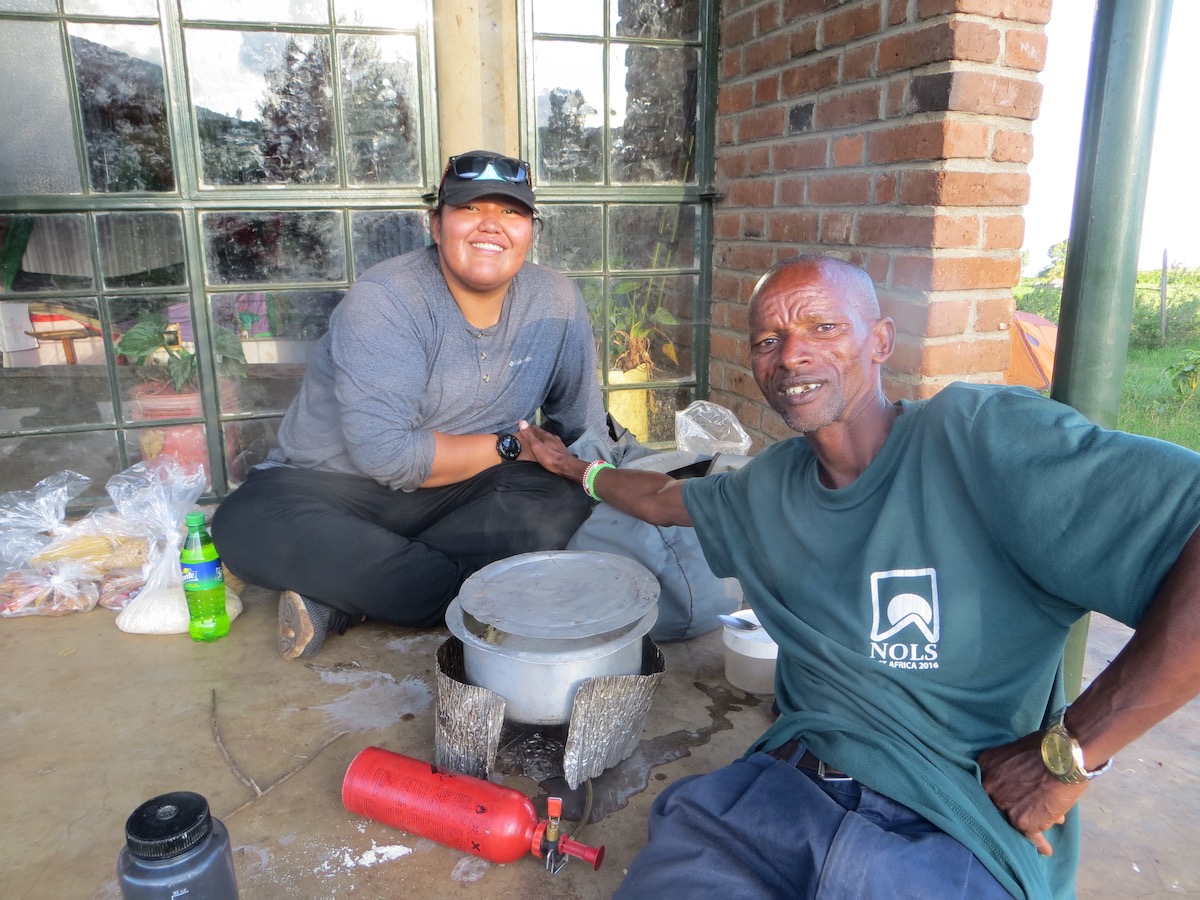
<box><xmin>717</xmin><ymin>613</ymin><xmax>761</xmax><ymax>631</ymax></box>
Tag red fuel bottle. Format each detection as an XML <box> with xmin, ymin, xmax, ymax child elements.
<box><xmin>342</xmin><ymin>746</ymin><xmax>603</xmax><ymax>869</ymax></box>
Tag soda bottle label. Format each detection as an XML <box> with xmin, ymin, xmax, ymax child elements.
<box><xmin>182</xmin><ymin>559</ymin><xmax>225</xmax><ymax>588</ymax></box>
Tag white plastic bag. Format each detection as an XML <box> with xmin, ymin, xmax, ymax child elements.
<box><xmin>674</xmin><ymin>401</ymin><xmax>752</xmax><ymax>456</ymax></box>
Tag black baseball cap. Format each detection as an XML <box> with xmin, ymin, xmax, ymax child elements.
<box><xmin>437</xmin><ymin>150</ymin><xmax>536</xmax><ymax>212</ymax></box>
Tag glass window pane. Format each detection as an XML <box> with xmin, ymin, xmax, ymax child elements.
<box><xmin>186</xmin><ymin>29</ymin><xmax>336</xmax><ymax>186</ymax></box>
<box><xmin>97</xmin><ymin>213</ymin><xmax>187</xmax><ymax>288</ymax></box>
<box><xmin>69</xmin><ymin>24</ymin><xmax>175</xmax><ymax>193</ymax></box>
<box><xmin>532</xmin><ymin>0</ymin><xmax>602</xmax><ymax>35</ymax></box>
<box><xmin>0</xmin><ymin>0</ymin><xmax>54</xmax><ymax>10</ymax></box>
<box><xmin>223</xmin><ymin>418</ymin><xmax>281</xmax><ymax>486</ymax></box>
<box><xmin>350</xmin><ymin>210</ymin><xmax>427</xmax><ymax>276</ymax></box>
<box><xmin>1</xmin><ymin>215</ymin><xmax>94</xmax><ymax>292</ymax></box>
<box><xmin>1</xmin><ymin>297</ymin><xmax>110</xmax><ymax>429</ymax></box>
<box><xmin>534</xmin><ymin>41</ymin><xmax>604</xmax><ymax>184</ymax></box>
<box><xmin>611</xmin><ymin>0</ymin><xmax>700</xmax><ymax>41</ymax></box>
<box><xmin>210</xmin><ymin>289</ymin><xmax>340</xmax><ymax>412</ymax></box>
<box><xmin>335</xmin><ymin>0</ymin><xmax>422</xmax><ymax>29</ymax></box>
<box><xmin>0</xmin><ymin>20</ymin><xmax>81</xmax><ymax>195</ymax></box>
<box><xmin>607</xmin><ymin>272</ymin><xmax>693</xmax><ymax>381</ymax></box>
<box><xmin>608</xmin><ymin>204</ymin><xmax>697</xmax><ymax>270</ymax></box>
<box><xmin>611</xmin><ymin>44</ymin><xmax>698</xmax><ymax>183</ymax></box>
<box><xmin>536</xmin><ymin>205</ymin><xmax>603</xmax><ymax>272</ymax></box>
<box><xmin>66</xmin><ymin>0</ymin><xmax>158</xmax><ymax>18</ymax></box>
<box><xmin>201</xmin><ymin>211</ymin><xmax>346</xmax><ymax>285</ymax></box>
<box><xmin>340</xmin><ymin>34</ymin><xmax>421</xmax><ymax>185</ymax></box>
<box><xmin>0</xmin><ymin>432</ymin><xmax>121</xmax><ymax>505</ymax></box>
<box><xmin>180</xmin><ymin>0</ymin><xmax>327</xmax><ymax>25</ymax></box>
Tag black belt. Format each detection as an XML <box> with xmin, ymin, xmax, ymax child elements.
<box><xmin>768</xmin><ymin>738</ymin><xmax>854</xmax><ymax>782</ymax></box>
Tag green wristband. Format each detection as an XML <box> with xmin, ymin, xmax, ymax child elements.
<box><xmin>582</xmin><ymin>460</ymin><xmax>615</xmax><ymax>501</ymax></box>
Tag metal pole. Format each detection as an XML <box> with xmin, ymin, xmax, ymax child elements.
<box><xmin>1050</xmin><ymin>0</ymin><xmax>1173</xmax><ymax>699</ymax></box>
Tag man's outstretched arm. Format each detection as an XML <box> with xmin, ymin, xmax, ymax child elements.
<box><xmin>518</xmin><ymin>421</ymin><xmax>692</xmax><ymax>527</ymax></box>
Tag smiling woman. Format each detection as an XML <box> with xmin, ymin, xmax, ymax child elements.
<box><xmin>210</xmin><ymin>148</ymin><xmax>611</xmax><ymax>663</ymax></box>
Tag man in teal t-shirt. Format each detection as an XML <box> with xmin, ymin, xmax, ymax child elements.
<box><xmin>520</xmin><ymin>254</ymin><xmax>1200</xmax><ymax>899</ymax></box>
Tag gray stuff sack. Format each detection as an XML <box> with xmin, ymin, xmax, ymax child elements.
<box><xmin>566</xmin><ymin>417</ymin><xmax>742</xmax><ymax>642</ymax></box>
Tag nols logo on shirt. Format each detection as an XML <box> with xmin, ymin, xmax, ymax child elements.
<box><xmin>869</xmin><ymin>568</ymin><xmax>940</xmax><ymax>669</ymax></box>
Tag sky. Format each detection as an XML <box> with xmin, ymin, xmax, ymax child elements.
<box><xmin>1022</xmin><ymin>1</ymin><xmax>1200</xmax><ymax>275</ymax></box>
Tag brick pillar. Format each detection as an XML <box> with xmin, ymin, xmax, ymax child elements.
<box><xmin>711</xmin><ymin>0</ymin><xmax>1051</xmax><ymax>446</ymax></box>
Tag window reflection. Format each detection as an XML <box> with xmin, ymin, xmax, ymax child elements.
<box><xmin>66</xmin><ymin>0</ymin><xmax>158</xmax><ymax>19</ymax></box>
<box><xmin>186</xmin><ymin>29</ymin><xmax>336</xmax><ymax>186</ymax></box>
<box><xmin>69</xmin><ymin>24</ymin><xmax>174</xmax><ymax>193</ymax></box>
<box><xmin>335</xmin><ymin>0</ymin><xmax>422</xmax><ymax>29</ymax></box>
<box><xmin>350</xmin><ymin>210</ymin><xmax>428</xmax><ymax>276</ymax></box>
<box><xmin>340</xmin><ymin>34</ymin><xmax>421</xmax><ymax>185</ymax></box>
<box><xmin>201</xmin><ymin>211</ymin><xmax>346</xmax><ymax>285</ymax></box>
<box><xmin>180</xmin><ymin>0</ymin><xmax>327</xmax><ymax>25</ymax></box>
<box><xmin>0</xmin><ymin>20</ymin><xmax>81</xmax><ymax>195</ymax></box>
<box><xmin>532</xmin><ymin>0</ymin><xmax>602</xmax><ymax>35</ymax></box>
<box><xmin>97</xmin><ymin>213</ymin><xmax>187</xmax><ymax>288</ymax></box>
<box><xmin>609</xmin><ymin>205</ymin><xmax>698</xmax><ymax>270</ymax></box>
<box><xmin>612</xmin><ymin>0</ymin><xmax>700</xmax><ymax>41</ymax></box>
<box><xmin>534</xmin><ymin>41</ymin><xmax>605</xmax><ymax>184</ymax></box>
<box><xmin>0</xmin><ymin>215</ymin><xmax>94</xmax><ymax>293</ymax></box>
<box><xmin>537</xmin><ymin>205</ymin><xmax>603</xmax><ymax>272</ymax></box>
<box><xmin>611</xmin><ymin>44</ymin><xmax>698</xmax><ymax>183</ymax></box>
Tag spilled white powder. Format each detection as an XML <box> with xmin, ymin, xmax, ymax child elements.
<box><xmin>315</xmin><ymin>840</ymin><xmax>413</xmax><ymax>876</ymax></box>
<box><xmin>312</xmin><ymin>667</ymin><xmax>433</xmax><ymax>731</ymax></box>
<box><xmin>450</xmin><ymin>855</ymin><xmax>492</xmax><ymax>883</ymax></box>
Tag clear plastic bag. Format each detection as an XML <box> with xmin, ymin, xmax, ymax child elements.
<box><xmin>674</xmin><ymin>401</ymin><xmax>752</xmax><ymax>456</ymax></box>
<box><xmin>0</xmin><ymin>470</ymin><xmax>91</xmax><ymax>575</ymax></box>
<box><xmin>0</xmin><ymin>561</ymin><xmax>100</xmax><ymax>617</ymax></box>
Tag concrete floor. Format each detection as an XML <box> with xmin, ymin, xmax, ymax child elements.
<box><xmin>2</xmin><ymin>583</ymin><xmax>1197</xmax><ymax>899</ymax></box>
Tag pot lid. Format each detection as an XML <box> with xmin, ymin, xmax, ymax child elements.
<box><xmin>455</xmin><ymin>550</ymin><xmax>660</xmax><ymax>639</ymax></box>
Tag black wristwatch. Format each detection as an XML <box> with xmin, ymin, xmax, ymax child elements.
<box><xmin>496</xmin><ymin>433</ymin><xmax>522</xmax><ymax>461</ymax></box>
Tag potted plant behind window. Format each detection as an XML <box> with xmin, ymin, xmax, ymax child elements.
<box><xmin>116</xmin><ymin>310</ymin><xmax>245</xmax><ymax>479</ymax></box>
<box><xmin>605</xmin><ymin>277</ymin><xmax>679</xmax><ymax>442</ymax></box>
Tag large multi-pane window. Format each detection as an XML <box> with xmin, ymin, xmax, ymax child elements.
<box><xmin>525</xmin><ymin>0</ymin><xmax>715</xmax><ymax>444</ymax></box>
<box><xmin>0</xmin><ymin>0</ymin><xmax>437</xmax><ymax>503</ymax></box>
<box><xmin>0</xmin><ymin>0</ymin><xmax>714</xmax><ymax>506</ymax></box>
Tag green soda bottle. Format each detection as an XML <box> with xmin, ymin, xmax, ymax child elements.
<box><xmin>180</xmin><ymin>511</ymin><xmax>229</xmax><ymax>642</ymax></box>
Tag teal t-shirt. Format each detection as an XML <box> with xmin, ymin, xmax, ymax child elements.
<box><xmin>682</xmin><ymin>383</ymin><xmax>1200</xmax><ymax>900</ymax></box>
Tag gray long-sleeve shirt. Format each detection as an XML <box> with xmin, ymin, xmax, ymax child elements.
<box><xmin>272</xmin><ymin>246</ymin><xmax>608</xmax><ymax>490</ymax></box>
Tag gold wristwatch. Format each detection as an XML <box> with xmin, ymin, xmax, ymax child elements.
<box><xmin>1040</xmin><ymin>712</ymin><xmax>1114</xmax><ymax>784</ymax></box>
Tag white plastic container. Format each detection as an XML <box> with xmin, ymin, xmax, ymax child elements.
<box><xmin>722</xmin><ymin>609</ymin><xmax>778</xmax><ymax>694</ymax></box>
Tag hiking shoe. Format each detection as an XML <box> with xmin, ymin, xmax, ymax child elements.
<box><xmin>278</xmin><ymin>590</ymin><xmax>331</xmax><ymax>660</ymax></box>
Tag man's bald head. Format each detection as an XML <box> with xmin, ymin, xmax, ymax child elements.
<box><xmin>750</xmin><ymin>254</ymin><xmax>881</xmax><ymax>321</ymax></box>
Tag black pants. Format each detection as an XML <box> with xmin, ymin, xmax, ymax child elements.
<box><xmin>211</xmin><ymin>462</ymin><xmax>593</xmax><ymax>626</ymax></box>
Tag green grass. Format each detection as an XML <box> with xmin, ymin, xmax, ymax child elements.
<box><xmin>1118</xmin><ymin>343</ymin><xmax>1200</xmax><ymax>451</ymax></box>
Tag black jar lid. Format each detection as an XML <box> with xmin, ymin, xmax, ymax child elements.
<box><xmin>124</xmin><ymin>791</ymin><xmax>213</xmax><ymax>860</ymax></box>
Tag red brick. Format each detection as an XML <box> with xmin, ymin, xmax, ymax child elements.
<box><xmin>919</xmin><ymin>336</ymin><xmax>1012</xmax><ymax>376</ymax></box>
<box><xmin>713</xmin><ymin>212</ymin><xmax>741</xmax><ymax>241</ymax></box>
<box><xmin>775</xmin><ymin>137</ymin><xmax>828</xmax><ymax>170</ymax></box>
<box><xmin>782</xmin><ymin>56</ymin><xmax>841</xmax><ymax>98</ymax></box>
<box><xmin>780</xmin><ymin>176</ymin><xmax>806</xmax><ymax>205</ymax></box>
<box><xmin>939</xmin><ymin>170</ymin><xmax>1030</xmax><ymax>206</ymax></box>
<box><xmin>814</xmin><ymin>85</ymin><xmax>882</xmax><ymax>129</ymax></box>
<box><xmin>711</xmin><ymin>270</ymin><xmax>742</xmax><ymax>300</ymax></box>
<box><xmin>976</xmin><ymin>293</ymin><xmax>1016</xmax><ymax>331</ymax></box>
<box><xmin>916</xmin><ymin>0</ymin><xmax>1052</xmax><ymax>25</ymax></box>
<box><xmin>844</xmin><ymin>44</ymin><xmax>877</xmax><ymax>82</ymax></box>
<box><xmin>898</xmin><ymin>170</ymin><xmax>942</xmax><ymax>206</ymax></box>
<box><xmin>722</xmin><ymin>50</ymin><xmax>743</xmax><ymax>81</ymax></box>
<box><xmin>875</xmin><ymin>172</ymin><xmax>898</xmax><ymax>204</ymax></box>
<box><xmin>746</xmin><ymin>145</ymin><xmax>772</xmax><ymax>174</ymax></box>
<box><xmin>767</xmin><ymin>210</ymin><xmax>820</xmax><ymax>243</ymax></box>
<box><xmin>868</xmin><ymin>122</ymin><xmax>953</xmax><ymax>164</ymax></box>
<box><xmin>728</xmin><ymin>179</ymin><xmax>776</xmax><ymax>207</ymax></box>
<box><xmin>721</xmin><ymin>8</ymin><xmax>757</xmax><ymax>48</ymax></box>
<box><xmin>790</xmin><ymin>21</ymin><xmax>820</xmax><ymax>55</ymax></box>
<box><xmin>929</xmin><ymin>254</ymin><xmax>1022</xmax><ymax>290</ymax></box>
<box><xmin>879</xmin><ymin>20</ymin><xmax>1000</xmax><ymax>74</ymax></box>
<box><xmin>944</xmin><ymin>120</ymin><xmax>991</xmax><ymax>158</ymax></box>
<box><xmin>821</xmin><ymin>211</ymin><xmax>855</xmax><ymax>243</ymax></box>
<box><xmin>858</xmin><ymin>212</ymin><xmax>934</xmax><ymax>247</ymax></box>
<box><xmin>983</xmin><ymin>214</ymin><xmax>1025</xmax><ymax>249</ymax></box>
<box><xmin>809</xmin><ymin>171</ymin><xmax>872</xmax><ymax>205</ymax></box>
<box><xmin>783</xmin><ymin>0</ymin><xmax>843</xmax><ymax>23</ymax></box>
<box><xmin>1006</xmin><ymin>29</ymin><xmax>1048</xmax><ymax>71</ymax></box>
<box><xmin>755</xmin><ymin>75</ymin><xmax>781</xmax><ymax>105</ymax></box>
<box><xmin>947</xmin><ymin>71</ymin><xmax>1042</xmax><ymax>119</ymax></box>
<box><xmin>833</xmin><ymin>133</ymin><xmax>865</xmax><ymax>166</ymax></box>
<box><xmin>823</xmin><ymin>3</ymin><xmax>883</xmax><ymax>47</ymax></box>
<box><xmin>730</xmin><ymin>243</ymin><xmax>776</xmax><ymax>273</ymax></box>
<box><xmin>893</xmin><ymin>253</ymin><xmax>935</xmax><ymax>291</ymax></box>
<box><xmin>994</xmin><ymin>129</ymin><xmax>1033</xmax><ymax>163</ymax></box>
<box><xmin>717</xmin><ymin>149</ymin><xmax>748</xmax><ymax>180</ymax></box>
<box><xmin>718</xmin><ymin>82</ymin><xmax>755</xmax><ymax>115</ymax></box>
<box><xmin>888</xmin><ymin>0</ymin><xmax>910</xmax><ymax>26</ymax></box>
<box><xmin>932</xmin><ymin>213</ymin><xmax>981</xmax><ymax>248</ymax></box>
<box><xmin>744</xmin><ymin>32</ymin><xmax>794</xmax><ymax>75</ymax></box>
<box><xmin>886</xmin><ymin>76</ymin><xmax>908</xmax><ymax>116</ymax></box>
<box><xmin>739</xmin><ymin>107</ymin><xmax>787</xmax><ymax>142</ymax></box>
<box><xmin>755</xmin><ymin>3</ymin><xmax>781</xmax><ymax>34</ymax></box>
<box><xmin>744</xmin><ymin>211</ymin><xmax>767</xmax><ymax>239</ymax></box>
<box><xmin>888</xmin><ymin>297</ymin><xmax>972</xmax><ymax>337</ymax></box>
<box><xmin>710</xmin><ymin>330</ymin><xmax>749</xmax><ymax>368</ymax></box>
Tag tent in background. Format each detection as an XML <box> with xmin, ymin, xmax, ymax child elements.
<box><xmin>1006</xmin><ymin>311</ymin><xmax>1059</xmax><ymax>393</ymax></box>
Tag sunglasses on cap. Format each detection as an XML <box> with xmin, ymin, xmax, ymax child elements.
<box><xmin>445</xmin><ymin>153</ymin><xmax>531</xmax><ymax>185</ymax></box>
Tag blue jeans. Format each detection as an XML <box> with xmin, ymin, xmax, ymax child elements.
<box><xmin>613</xmin><ymin>746</ymin><xmax>1014</xmax><ymax>900</ymax></box>
<box><xmin>211</xmin><ymin>461</ymin><xmax>591</xmax><ymax>625</ymax></box>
